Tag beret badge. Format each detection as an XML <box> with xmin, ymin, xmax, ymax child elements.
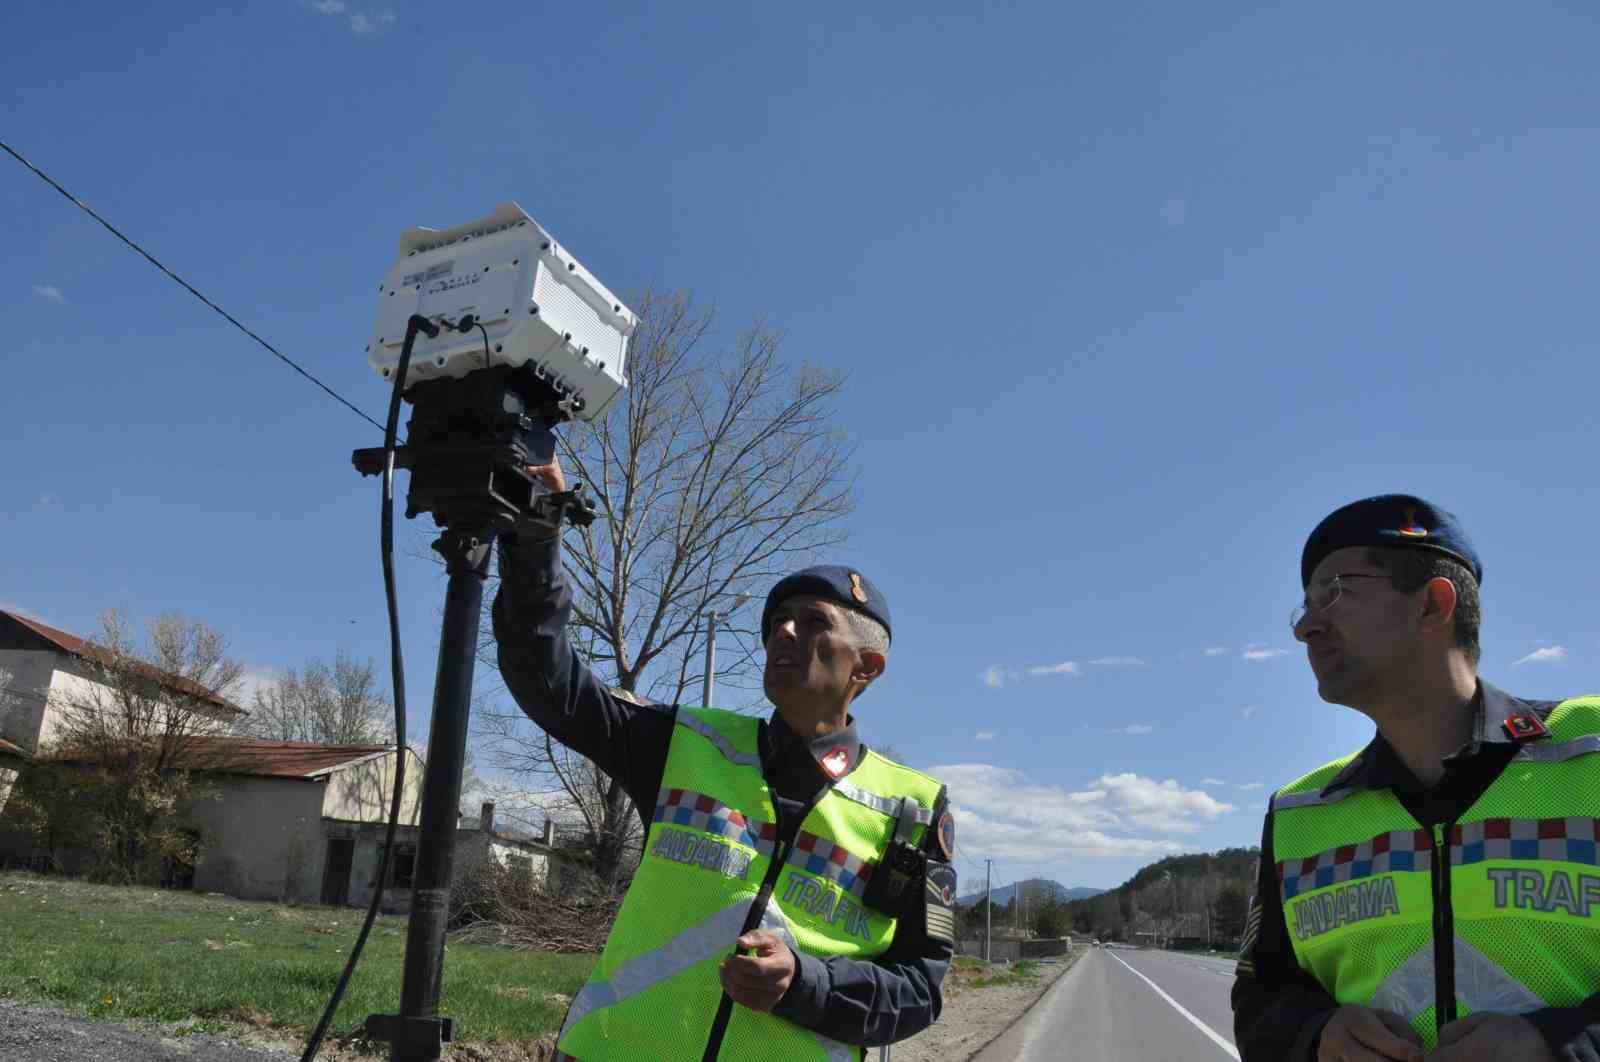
<box><xmin>849</xmin><ymin>572</ymin><xmax>869</xmax><ymax>604</ymax></box>
<box><xmin>1396</xmin><ymin>508</ymin><xmax>1429</xmax><ymax>539</ymax></box>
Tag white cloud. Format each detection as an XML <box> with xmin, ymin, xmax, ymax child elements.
<box><xmin>32</xmin><ymin>284</ymin><xmax>66</xmax><ymax>304</ymax></box>
<box><xmin>1513</xmin><ymin>646</ymin><xmax>1567</xmax><ymax>667</ymax></box>
<box><xmin>1243</xmin><ymin>648</ymin><xmax>1291</xmax><ymax>662</ymax></box>
<box><xmin>348</xmin><ymin>11</ymin><xmax>396</xmax><ymax>33</ymax></box>
<box><xmin>1110</xmin><ymin>724</ymin><xmax>1154</xmax><ymax>736</ymax></box>
<box><xmin>1240</xmin><ymin>705</ymin><xmax>1260</xmax><ymax>719</ymax></box>
<box><xmin>36</xmin><ymin>493</ymin><xmax>60</xmax><ymax>508</ymax></box>
<box><xmin>1201</xmin><ymin>777</ymin><xmax>1228</xmax><ymax>786</ymax></box>
<box><xmin>974</xmin><ymin>730</ymin><xmax>996</xmax><ymax>741</ymax></box>
<box><xmin>1203</xmin><ymin>646</ymin><xmax>1230</xmax><ymax>657</ymax></box>
<box><xmin>1099</xmin><ymin>772</ymin><xmax>1236</xmax><ymax>833</ymax></box>
<box><xmin>925</xmin><ymin>764</ymin><xmax>1236</xmax><ymax>865</ymax></box>
<box><xmin>1237</xmin><ymin>782</ymin><xmax>1265</xmax><ymax>791</ymax></box>
<box><xmin>1088</xmin><ymin>656</ymin><xmax>1149</xmax><ymax>670</ymax></box>
<box><xmin>306</xmin><ymin>0</ymin><xmax>395</xmax><ymax>34</ymax></box>
<box><xmin>980</xmin><ymin>665</ymin><xmax>1017</xmax><ymax>689</ymax></box>
<box><xmin>235</xmin><ymin>667</ymin><xmax>278</xmax><ymax>709</ymax></box>
<box><xmin>1026</xmin><ymin>661</ymin><xmax>1080</xmax><ymax>677</ymax></box>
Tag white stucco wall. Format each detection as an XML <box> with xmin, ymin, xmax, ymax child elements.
<box><xmin>454</xmin><ymin>827</ymin><xmax>560</xmax><ymax>890</ymax></box>
<box><xmin>489</xmin><ymin>838</ymin><xmax>550</xmax><ymax>886</ymax></box>
<box><xmin>39</xmin><ymin>658</ymin><xmax>124</xmax><ymax>750</ymax></box>
<box><xmin>321</xmin><ymin>748</ymin><xmax>425</xmax><ymax>825</ymax></box>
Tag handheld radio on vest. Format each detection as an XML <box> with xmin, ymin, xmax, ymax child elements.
<box><xmin>862</xmin><ymin>798</ymin><xmax>929</xmax><ymax>917</ymax></box>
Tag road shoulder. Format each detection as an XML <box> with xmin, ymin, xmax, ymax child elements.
<box><xmin>890</xmin><ymin>952</ymin><xmax>1082</xmax><ymax>1062</ymax></box>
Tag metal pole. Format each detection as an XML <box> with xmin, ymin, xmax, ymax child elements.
<box><xmin>388</xmin><ymin>525</ymin><xmax>494</xmax><ymax>1061</ymax></box>
<box><xmin>984</xmin><ymin>860</ymin><xmax>992</xmax><ymax>962</ymax></box>
<box><xmin>701</xmin><ymin>610</ymin><xmax>719</xmax><ymax>707</ymax></box>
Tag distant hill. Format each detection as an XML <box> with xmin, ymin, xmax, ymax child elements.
<box><xmin>956</xmin><ymin>878</ymin><xmax>1101</xmax><ymax>908</ymax></box>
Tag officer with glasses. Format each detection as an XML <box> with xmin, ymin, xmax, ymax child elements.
<box><xmin>1232</xmin><ymin>494</ymin><xmax>1600</xmax><ymax>1062</ymax></box>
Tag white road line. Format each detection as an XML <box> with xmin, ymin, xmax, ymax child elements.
<box><xmin>1107</xmin><ymin>950</ymin><xmax>1240</xmax><ymax>1060</ymax></box>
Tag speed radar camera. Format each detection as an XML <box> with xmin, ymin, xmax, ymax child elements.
<box><xmin>353</xmin><ymin>202</ymin><xmax>635</xmax><ymax>531</ymax></box>
<box><xmin>368</xmin><ymin>201</ymin><xmax>636</xmax><ymax>420</ymax></box>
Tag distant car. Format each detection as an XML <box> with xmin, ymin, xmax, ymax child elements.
<box><xmin>1092</xmin><ymin>939</ymin><xmax>1101</xmax><ymax>947</ymax></box>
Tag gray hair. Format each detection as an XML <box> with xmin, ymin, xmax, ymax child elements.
<box><xmin>840</xmin><ymin>608</ymin><xmax>890</xmax><ymax>657</ymax></box>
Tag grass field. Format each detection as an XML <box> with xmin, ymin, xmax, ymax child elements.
<box><xmin>946</xmin><ymin>955</ymin><xmax>1050</xmax><ymax>993</ymax></box>
<box><xmin>0</xmin><ymin>871</ymin><xmax>595</xmax><ymax>1054</ymax></box>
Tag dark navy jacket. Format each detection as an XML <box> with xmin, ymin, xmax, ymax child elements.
<box><xmin>491</xmin><ymin>530</ymin><xmax>953</xmax><ymax>1048</ymax></box>
<box><xmin>1232</xmin><ymin>682</ymin><xmax>1600</xmax><ymax>1061</ymax></box>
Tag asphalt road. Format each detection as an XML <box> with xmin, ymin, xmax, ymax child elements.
<box><xmin>973</xmin><ymin>948</ymin><xmax>1241</xmax><ymax>1062</ymax></box>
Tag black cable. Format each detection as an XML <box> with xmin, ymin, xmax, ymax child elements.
<box><xmin>476</xmin><ymin>322</ymin><xmax>492</xmax><ymax>372</ymax></box>
<box><xmin>299</xmin><ymin>316</ymin><xmax>429</xmax><ymax>1062</ymax></box>
<box><xmin>0</xmin><ymin>138</ymin><xmax>386</xmax><ymax>434</ymax></box>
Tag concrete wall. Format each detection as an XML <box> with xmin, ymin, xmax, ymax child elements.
<box><xmin>338</xmin><ymin>819</ymin><xmax>423</xmax><ymax>912</ymax></box>
<box><xmin>181</xmin><ymin>774</ymin><xmax>329</xmax><ymax>901</ymax></box>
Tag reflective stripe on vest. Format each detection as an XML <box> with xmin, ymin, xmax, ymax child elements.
<box><xmin>1272</xmin><ymin>696</ymin><xmax>1600</xmax><ymax>1051</ymax></box>
<box><xmin>556</xmin><ymin>901</ymin><xmax>854</xmax><ymax>1062</ymax></box>
<box><xmin>831</xmin><ymin>779</ymin><xmax>935</xmax><ymax>827</ymax></box>
<box><xmin>558</xmin><ymin>707</ymin><xmax>943</xmax><ymax>1061</ymax></box>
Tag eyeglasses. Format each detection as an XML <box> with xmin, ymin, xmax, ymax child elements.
<box><xmin>1290</xmin><ymin>573</ymin><xmax>1391</xmax><ymax>631</ymax></box>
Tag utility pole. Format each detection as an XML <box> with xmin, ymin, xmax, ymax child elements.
<box><xmin>700</xmin><ymin>593</ymin><xmax>751</xmax><ymax>708</ymax></box>
<box><xmin>984</xmin><ymin>860</ymin><xmax>992</xmax><ymax>962</ymax></box>
<box><xmin>701</xmin><ymin>609</ymin><xmax>720</xmax><ymax>708</ymax></box>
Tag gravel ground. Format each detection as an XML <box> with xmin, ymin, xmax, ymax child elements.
<box><xmin>888</xmin><ymin>954</ymin><xmax>1079</xmax><ymax>1062</ymax></box>
<box><xmin>0</xmin><ymin>998</ymin><xmax>304</xmax><ymax>1062</ymax></box>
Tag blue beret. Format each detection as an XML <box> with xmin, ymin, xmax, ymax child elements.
<box><xmin>761</xmin><ymin>565</ymin><xmax>892</xmax><ymax>644</ymax></box>
<box><xmin>1301</xmin><ymin>494</ymin><xmax>1482</xmax><ymax>589</ymax></box>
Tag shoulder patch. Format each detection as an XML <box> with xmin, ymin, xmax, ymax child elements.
<box><xmin>924</xmin><ymin>862</ymin><xmax>958</xmax><ymax>942</ymax></box>
<box><xmin>936</xmin><ymin>811</ymin><xmax>956</xmax><ymax>861</ymax></box>
<box><xmin>1237</xmin><ymin>894</ymin><xmax>1263</xmax><ymax>967</ymax></box>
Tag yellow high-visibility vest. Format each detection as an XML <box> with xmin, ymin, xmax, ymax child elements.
<box><xmin>1273</xmin><ymin>696</ymin><xmax>1600</xmax><ymax>1051</ymax></box>
<box><xmin>558</xmin><ymin>707</ymin><xmax>945</xmax><ymax>1061</ymax></box>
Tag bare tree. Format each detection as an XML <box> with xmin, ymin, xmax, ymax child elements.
<box><xmin>12</xmin><ymin>611</ymin><xmax>244</xmax><ymax>883</ymax></box>
<box><xmin>239</xmin><ymin>651</ymin><xmax>394</xmax><ymax>745</ymax></box>
<box><xmin>479</xmin><ymin>291</ymin><xmax>854</xmax><ymax>889</ymax></box>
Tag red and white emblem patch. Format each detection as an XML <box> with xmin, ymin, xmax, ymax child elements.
<box><xmin>821</xmin><ymin>746</ymin><xmax>850</xmax><ymax>778</ymax></box>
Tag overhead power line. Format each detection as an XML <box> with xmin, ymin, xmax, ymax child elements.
<box><xmin>1</xmin><ymin>138</ymin><xmax>385</xmax><ymax>433</ymax></box>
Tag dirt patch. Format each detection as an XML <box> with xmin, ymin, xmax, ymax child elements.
<box><xmin>888</xmin><ymin>953</ymin><xmax>1079</xmax><ymax>1062</ymax></box>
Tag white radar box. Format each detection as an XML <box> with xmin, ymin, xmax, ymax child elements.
<box><xmin>368</xmin><ymin>202</ymin><xmax>635</xmax><ymax>421</ymax></box>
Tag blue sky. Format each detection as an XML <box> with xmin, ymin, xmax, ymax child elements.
<box><xmin>4</xmin><ymin>2</ymin><xmax>1599</xmax><ymax>892</ymax></box>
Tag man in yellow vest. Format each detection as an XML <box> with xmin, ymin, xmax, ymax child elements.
<box><xmin>1232</xmin><ymin>494</ymin><xmax>1600</xmax><ymax>1061</ymax></box>
<box><xmin>491</xmin><ymin>457</ymin><xmax>958</xmax><ymax>1061</ymax></box>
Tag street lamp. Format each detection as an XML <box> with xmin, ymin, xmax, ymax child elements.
<box><xmin>701</xmin><ymin>592</ymin><xmax>752</xmax><ymax>707</ymax></box>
